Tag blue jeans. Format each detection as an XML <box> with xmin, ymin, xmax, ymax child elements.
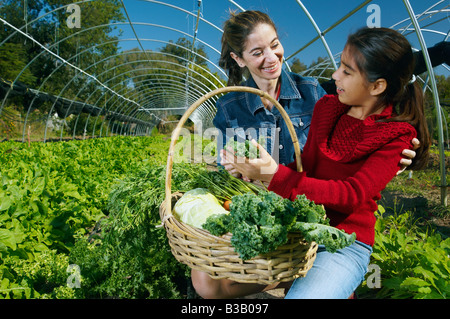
<box><xmin>285</xmin><ymin>241</ymin><xmax>372</xmax><ymax>299</ymax></box>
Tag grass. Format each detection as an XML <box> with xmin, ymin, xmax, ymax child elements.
<box><xmin>356</xmin><ymin>146</ymin><xmax>450</xmax><ymax>299</ymax></box>
<box><xmin>380</xmin><ymin>145</ymin><xmax>449</xmax><ymax>238</ymax></box>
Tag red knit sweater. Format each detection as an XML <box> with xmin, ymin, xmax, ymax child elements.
<box><xmin>268</xmin><ymin>95</ymin><xmax>416</xmax><ymax>246</ymax></box>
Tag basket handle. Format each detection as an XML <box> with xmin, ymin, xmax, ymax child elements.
<box><xmin>164</xmin><ymin>86</ymin><xmax>303</xmax><ymax>220</ymax></box>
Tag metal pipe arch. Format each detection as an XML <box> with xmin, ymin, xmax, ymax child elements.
<box><xmin>87</xmin><ymin>62</ymin><xmax>220</xmax><ymax>119</ymax></box>
<box><xmin>403</xmin><ymin>0</ymin><xmax>448</xmax><ymax>205</ymax></box>
<box><xmin>36</xmin><ymin>42</ymin><xmax>222</xmax><ymax>139</ymax></box>
<box><xmin>1</xmin><ymin>1</ymin><xmax>228</xmax><ymax>138</ymax></box>
<box><xmin>1</xmin><ymin>20</ymin><xmax>225</xmax><ymax>138</ymax></box>
<box><xmin>87</xmin><ymin>75</ymin><xmax>205</xmax><ymax>137</ymax></box>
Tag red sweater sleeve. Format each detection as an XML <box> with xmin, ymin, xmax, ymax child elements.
<box><xmin>269</xmin><ymin>136</ymin><xmax>412</xmax><ymax>215</ymax></box>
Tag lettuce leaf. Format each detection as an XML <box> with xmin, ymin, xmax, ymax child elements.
<box><xmin>173</xmin><ymin>188</ymin><xmax>229</xmax><ymax>229</ymax></box>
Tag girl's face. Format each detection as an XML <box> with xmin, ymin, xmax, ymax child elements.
<box><xmin>332</xmin><ymin>46</ymin><xmax>375</xmax><ymax>109</ymax></box>
<box><xmin>232</xmin><ymin>23</ymin><xmax>284</xmax><ymax>84</ymax></box>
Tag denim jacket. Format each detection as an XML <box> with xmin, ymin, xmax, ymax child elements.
<box><xmin>213</xmin><ymin>70</ymin><xmax>326</xmax><ymax>165</ymax></box>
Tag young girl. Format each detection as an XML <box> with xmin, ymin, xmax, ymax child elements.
<box><xmin>220</xmin><ymin>27</ymin><xmax>430</xmax><ymax>298</ymax></box>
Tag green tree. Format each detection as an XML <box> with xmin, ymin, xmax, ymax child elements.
<box><xmin>0</xmin><ymin>0</ymin><xmax>53</xmax><ymax>86</ymax></box>
<box><xmin>160</xmin><ymin>37</ymin><xmax>209</xmax><ymax>68</ymax></box>
<box><xmin>424</xmin><ymin>75</ymin><xmax>450</xmax><ymax>143</ymax></box>
<box><xmin>42</xmin><ymin>0</ymin><xmax>125</xmax><ymax>99</ymax></box>
<box><xmin>289</xmin><ymin>57</ymin><xmax>307</xmax><ymax>74</ymax></box>
<box><xmin>0</xmin><ymin>0</ymin><xmax>125</xmax><ymax>96</ymax></box>
<box><xmin>0</xmin><ymin>0</ymin><xmax>127</xmax><ymax>128</ymax></box>
<box><xmin>0</xmin><ymin>43</ymin><xmax>36</xmax><ymax>85</ymax></box>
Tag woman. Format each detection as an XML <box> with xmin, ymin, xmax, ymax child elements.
<box><xmin>220</xmin><ymin>27</ymin><xmax>431</xmax><ymax>298</ymax></box>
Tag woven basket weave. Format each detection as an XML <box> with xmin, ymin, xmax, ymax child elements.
<box><xmin>159</xmin><ymin>86</ymin><xmax>318</xmax><ymax>284</ymax></box>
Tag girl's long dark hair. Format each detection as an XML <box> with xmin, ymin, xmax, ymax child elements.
<box><xmin>346</xmin><ymin>27</ymin><xmax>430</xmax><ymax>170</ymax></box>
<box><xmin>220</xmin><ymin>10</ymin><xmax>277</xmax><ymax>86</ymax></box>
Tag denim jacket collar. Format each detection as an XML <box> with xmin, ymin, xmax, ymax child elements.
<box><xmin>243</xmin><ymin>69</ymin><xmax>303</xmax><ymax>115</ymax></box>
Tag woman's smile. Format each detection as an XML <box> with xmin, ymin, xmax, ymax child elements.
<box><xmin>262</xmin><ymin>62</ymin><xmax>280</xmax><ymax>74</ymax></box>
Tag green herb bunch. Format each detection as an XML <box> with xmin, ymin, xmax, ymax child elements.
<box><xmin>225</xmin><ymin>137</ymin><xmax>266</xmax><ymax>159</ymax></box>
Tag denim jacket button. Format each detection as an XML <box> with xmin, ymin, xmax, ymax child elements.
<box><xmin>279</xmin><ymin>144</ymin><xmax>284</xmax><ymax>150</ymax></box>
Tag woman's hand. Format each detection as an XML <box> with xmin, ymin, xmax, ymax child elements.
<box><xmin>220</xmin><ymin>139</ymin><xmax>278</xmax><ymax>183</ymax></box>
<box><xmin>397</xmin><ymin>137</ymin><xmax>420</xmax><ymax>175</ymax></box>
<box><xmin>221</xmin><ymin>162</ymin><xmax>241</xmax><ymax>178</ymax></box>
<box><xmin>221</xmin><ymin>161</ymin><xmax>253</xmax><ymax>182</ymax></box>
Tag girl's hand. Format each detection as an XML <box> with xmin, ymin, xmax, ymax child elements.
<box><xmin>397</xmin><ymin>137</ymin><xmax>420</xmax><ymax>175</ymax></box>
<box><xmin>220</xmin><ymin>139</ymin><xmax>278</xmax><ymax>183</ymax></box>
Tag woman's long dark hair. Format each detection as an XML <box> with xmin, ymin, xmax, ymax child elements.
<box><xmin>346</xmin><ymin>27</ymin><xmax>430</xmax><ymax>170</ymax></box>
<box><xmin>220</xmin><ymin>10</ymin><xmax>278</xmax><ymax>86</ymax></box>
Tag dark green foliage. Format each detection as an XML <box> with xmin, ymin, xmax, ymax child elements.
<box><xmin>179</xmin><ymin>165</ymin><xmax>262</xmax><ymax>202</ymax></box>
<box><xmin>69</xmin><ymin>162</ymin><xmax>198</xmax><ymax>299</ymax></box>
<box><xmin>76</xmin><ymin>159</ymin><xmax>261</xmax><ymax>298</ymax></box>
<box><xmin>292</xmin><ymin>194</ymin><xmax>329</xmax><ymax>224</ymax></box>
<box><xmin>0</xmin><ymin>135</ymin><xmax>191</xmax><ymax>299</ymax></box>
<box><xmin>356</xmin><ymin>208</ymin><xmax>450</xmax><ymax>299</ymax></box>
<box><xmin>291</xmin><ymin>222</ymin><xmax>357</xmax><ymax>253</ymax></box>
<box><xmin>202</xmin><ymin>213</ymin><xmax>232</xmax><ymax>237</ymax></box>
<box><xmin>225</xmin><ymin>137</ymin><xmax>266</xmax><ymax>159</ymax></box>
<box><xmin>202</xmin><ymin>191</ymin><xmax>354</xmax><ymax>260</ymax></box>
<box><xmin>229</xmin><ymin>192</ymin><xmax>294</xmax><ymax>260</ymax></box>
<box><xmin>1</xmin><ymin>134</ymin><xmax>446</xmax><ymax>299</ymax></box>
<box><xmin>225</xmin><ymin>139</ymin><xmax>259</xmax><ymax>159</ymax></box>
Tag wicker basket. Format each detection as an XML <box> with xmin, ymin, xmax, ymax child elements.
<box><xmin>159</xmin><ymin>86</ymin><xmax>318</xmax><ymax>285</ymax></box>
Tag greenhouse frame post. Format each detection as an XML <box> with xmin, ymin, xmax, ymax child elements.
<box><xmin>402</xmin><ymin>0</ymin><xmax>447</xmax><ymax>206</ymax></box>
<box><xmin>293</xmin><ymin>0</ymin><xmax>338</xmax><ymax>71</ymax></box>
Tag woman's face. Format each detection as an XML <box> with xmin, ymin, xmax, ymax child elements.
<box><xmin>232</xmin><ymin>23</ymin><xmax>284</xmax><ymax>84</ymax></box>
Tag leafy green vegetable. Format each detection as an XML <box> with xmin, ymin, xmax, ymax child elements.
<box><xmin>291</xmin><ymin>222</ymin><xmax>357</xmax><ymax>253</ymax></box>
<box><xmin>292</xmin><ymin>194</ymin><xmax>329</xmax><ymax>224</ymax></box>
<box><xmin>180</xmin><ymin>166</ymin><xmax>262</xmax><ymax>202</ymax></box>
<box><xmin>202</xmin><ymin>191</ymin><xmax>355</xmax><ymax>260</ymax></box>
<box><xmin>357</xmin><ymin>208</ymin><xmax>450</xmax><ymax>299</ymax></box>
<box><xmin>202</xmin><ymin>213</ymin><xmax>232</xmax><ymax>236</ymax></box>
<box><xmin>225</xmin><ymin>137</ymin><xmax>266</xmax><ymax>159</ymax></box>
<box><xmin>0</xmin><ymin>135</ymin><xmax>188</xmax><ymax>299</ymax></box>
<box><xmin>229</xmin><ymin>191</ymin><xmax>295</xmax><ymax>260</ymax></box>
<box><xmin>173</xmin><ymin>188</ymin><xmax>229</xmax><ymax>229</ymax></box>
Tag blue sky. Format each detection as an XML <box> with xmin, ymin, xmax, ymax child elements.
<box><xmin>117</xmin><ymin>0</ymin><xmax>449</xmax><ymax>76</ymax></box>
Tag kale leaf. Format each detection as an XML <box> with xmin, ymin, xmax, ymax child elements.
<box><xmin>201</xmin><ymin>212</ymin><xmax>232</xmax><ymax>237</ymax></box>
<box><xmin>292</xmin><ymin>194</ymin><xmax>328</xmax><ymax>224</ymax></box>
<box><xmin>291</xmin><ymin>222</ymin><xmax>357</xmax><ymax>253</ymax></box>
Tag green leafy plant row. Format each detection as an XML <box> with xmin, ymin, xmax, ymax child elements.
<box><xmin>1</xmin><ymin>134</ymin><xmax>448</xmax><ymax>299</ymax></box>
<box><xmin>358</xmin><ymin>206</ymin><xmax>449</xmax><ymax>299</ymax></box>
<box><xmin>0</xmin><ymin>135</ymin><xmax>172</xmax><ymax>298</ymax></box>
